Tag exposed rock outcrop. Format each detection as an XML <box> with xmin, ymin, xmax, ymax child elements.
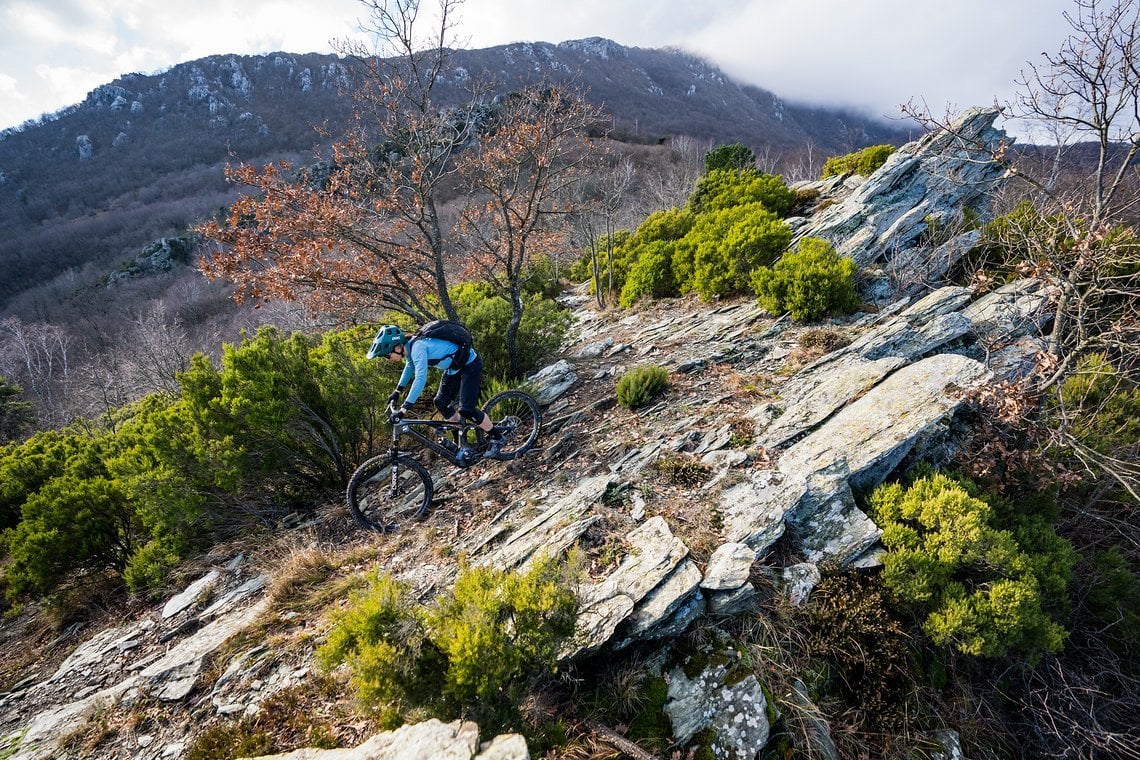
<box><xmin>791</xmin><ymin>106</ymin><xmax>1011</xmax><ymax>293</ymax></box>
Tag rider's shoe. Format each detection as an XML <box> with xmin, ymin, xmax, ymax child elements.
<box><xmin>456</xmin><ymin>446</ymin><xmax>480</xmax><ymax>466</ymax></box>
<box><xmin>483</xmin><ymin>433</ymin><xmax>505</xmax><ymax>459</ymax></box>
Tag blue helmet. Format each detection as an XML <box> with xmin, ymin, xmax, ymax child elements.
<box><xmin>367</xmin><ymin>325</ymin><xmax>406</xmax><ymax>359</ymax></box>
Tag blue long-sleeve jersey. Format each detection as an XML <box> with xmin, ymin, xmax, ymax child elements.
<box><xmin>398</xmin><ymin>337</ymin><xmax>477</xmax><ymax>403</ymax></box>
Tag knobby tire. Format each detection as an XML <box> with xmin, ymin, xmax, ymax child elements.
<box><xmin>481</xmin><ymin>390</ymin><xmax>542</xmax><ymax>459</ymax></box>
<box><xmin>345</xmin><ymin>454</ymin><xmax>433</xmax><ymax>532</ymax></box>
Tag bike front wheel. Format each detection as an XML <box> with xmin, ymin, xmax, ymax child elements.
<box><xmin>481</xmin><ymin>390</ymin><xmax>542</xmax><ymax>459</ymax></box>
<box><xmin>346</xmin><ymin>454</ymin><xmax>433</xmax><ymax>532</ymax></box>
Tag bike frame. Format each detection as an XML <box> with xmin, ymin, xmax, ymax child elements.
<box><xmin>386</xmin><ymin>405</ymin><xmax>484</xmax><ymax>469</ymax></box>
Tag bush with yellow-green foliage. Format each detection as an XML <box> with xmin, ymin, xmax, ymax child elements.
<box><xmin>569</xmin><ymin>210</ymin><xmax>695</xmax><ymax>305</ymax></box>
<box><xmin>752</xmin><ymin>237</ymin><xmax>859</xmax><ymax>322</ymax></box>
<box><xmin>868</xmin><ymin>473</ymin><xmax>1074</xmax><ymax>659</ymax></box>
<box><xmin>448</xmin><ymin>282</ymin><xmax>572</xmax><ymax>381</ymax></box>
<box><xmin>316</xmin><ymin>558</ymin><xmax>577</xmax><ymax>730</ymax></box>
<box><xmin>1048</xmin><ymin>353</ymin><xmax>1140</xmax><ymax>457</ymax></box>
<box><xmin>570</xmin><ymin>172</ymin><xmax>798</xmax><ymax>306</ymax></box>
<box><xmin>616</xmin><ymin>365</ymin><xmax>669</xmax><ymax>409</ymax></box>
<box><xmin>821</xmin><ymin>144</ymin><xmax>896</xmax><ymax>178</ymax></box>
<box><xmin>673</xmin><ymin>203</ymin><xmax>793</xmax><ymax>301</ymax></box>
<box><xmin>688</xmin><ymin>168</ymin><xmax>796</xmax><ymax>216</ymax></box>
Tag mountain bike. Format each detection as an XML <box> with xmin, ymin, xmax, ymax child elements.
<box><xmin>345</xmin><ymin>390</ymin><xmax>542</xmax><ymax>532</ymax></box>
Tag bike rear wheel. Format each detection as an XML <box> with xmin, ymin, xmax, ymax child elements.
<box><xmin>481</xmin><ymin>390</ymin><xmax>542</xmax><ymax>459</ymax></box>
<box><xmin>346</xmin><ymin>454</ymin><xmax>433</xmax><ymax>532</ymax></box>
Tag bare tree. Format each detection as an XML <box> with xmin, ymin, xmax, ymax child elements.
<box><xmin>570</xmin><ymin>153</ymin><xmax>637</xmax><ymax>307</ymax></box>
<box><xmin>0</xmin><ymin>318</ymin><xmax>76</xmax><ymax>429</ymax></box>
<box><xmin>456</xmin><ymin>86</ymin><xmax>605</xmax><ymax>377</ymax></box>
<box><xmin>903</xmin><ymin>0</ymin><xmax>1140</xmax><ymax>497</ymax></box>
<box><xmin>198</xmin><ymin>0</ymin><xmax>483</xmax><ymax>322</ymax></box>
<box><xmin>641</xmin><ymin>135</ymin><xmax>706</xmax><ymax>210</ymax></box>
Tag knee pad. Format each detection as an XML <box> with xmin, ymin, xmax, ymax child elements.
<box><xmin>434</xmin><ymin>399</ymin><xmax>455</xmax><ymax>418</ymax></box>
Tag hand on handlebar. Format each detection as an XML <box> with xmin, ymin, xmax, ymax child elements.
<box><xmin>387</xmin><ymin>390</ymin><xmax>401</xmax><ymax>405</ymax></box>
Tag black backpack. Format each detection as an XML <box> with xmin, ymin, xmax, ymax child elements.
<box><xmin>411</xmin><ymin>320</ymin><xmax>474</xmax><ymax>369</ymax></box>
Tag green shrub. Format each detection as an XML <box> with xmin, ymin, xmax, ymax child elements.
<box><xmin>122</xmin><ymin>539</ymin><xmax>180</xmax><ymax>596</ymax></box>
<box><xmin>3</xmin><ymin>472</ymin><xmax>135</xmax><ymax>598</ymax></box>
<box><xmin>868</xmin><ymin>473</ymin><xmax>1074</xmax><ymax>659</ymax></box>
<box><xmin>315</xmin><ymin>571</ymin><xmax>438</xmax><ymax>709</ymax></box>
<box><xmin>619</xmin><ymin>240</ymin><xmax>676</xmax><ymax>307</ymax></box>
<box><xmin>451</xmin><ymin>283</ymin><xmax>572</xmax><ymax>381</ymax></box>
<box><xmin>1049</xmin><ymin>353</ymin><xmax>1140</xmax><ymax>456</ymax></box>
<box><xmin>317</xmin><ymin>558</ymin><xmax>577</xmax><ymax>731</ymax></box>
<box><xmin>616</xmin><ymin>365</ymin><xmax>669</xmax><ymax>409</ymax></box>
<box><xmin>820</xmin><ymin>144</ymin><xmax>895</xmax><ymax>178</ymax></box>
<box><xmin>674</xmin><ymin>203</ymin><xmax>792</xmax><ymax>300</ymax></box>
<box><xmin>425</xmin><ymin>557</ymin><xmax>577</xmax><ymax>726</ymax></box>
<box><xmin>0</xmin><ymin>429</ymin><xmax>87</xmax><ymax>532</ymax></box>
<box><xmin>2</xmin><ymin>324</ymin><xmax>395</xmax><ymax>604</ymax></box>
<box><xmin>688</xmin><ymin>169</ymin><xmax>796</xmax><ymax>216</ymax></box>
<box><xmin>704</xmin><ymin>143</ymin><xmax>756</xmax><ymax>173</ymax></box>
<box><xmin>634</xmin><ymin>208</ymin><xmax>697</xmax><ymax>243</ymax></box>
<box><xmin>1082</xmin><ymin>548</ymin><xmax>1140</xmax><ymax>656</ymax></box>
<box><xmin>752</xmin><ymin>237</ymin><xmax>859</xmax><ymax>322</ymax></box>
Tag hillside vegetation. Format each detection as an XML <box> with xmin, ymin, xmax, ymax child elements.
<box><xmin>0</xmin><ymin>1</ymin><xmax>1138</xmax><ymax>757</ymax></box>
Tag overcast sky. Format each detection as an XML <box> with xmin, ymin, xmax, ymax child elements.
<box><xmin>1</xmin><ymin>0</ymin><xmax>1078</xmax><ymax>137</ymax></box>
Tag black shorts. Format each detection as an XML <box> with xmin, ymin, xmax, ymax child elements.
<box><xmin>434</xmin><ymin>354</ymin><xmax>483</xmax><ymax>421</ymax></box>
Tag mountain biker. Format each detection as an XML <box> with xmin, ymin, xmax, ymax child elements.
<box><xmin>367</xmin><ymin>324</ymin><xmax>504</xmax><ymax>460</ymax></box>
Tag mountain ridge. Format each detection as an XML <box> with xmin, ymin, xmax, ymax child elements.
<box><xmin>0</xmin><ymin>38</ymin><xmax>914</xmax><ymax>313</ymax></box>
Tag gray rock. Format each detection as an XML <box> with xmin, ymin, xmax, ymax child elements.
<box><xmin>525</xmin><ymin>360</ymin><xmax>577</xmax><ymax>405</ymax></box>
<box><xmin>242</xmin><ymin>719</ymin><xmax>486</xmax><ymax>759</ymax></box>
<box><xmin>565</xmin><ymin>516</ymin><xmax>691</xmax><ymax>657</ymax></box>
<box><xmin>726</xmin><ymin>353</ymin><xmax>989</xmax><ymax>562</ymax></box>
<box><xmin>963</xmin><ymin>277</ymin><xmax>1054</xmax><ymax>344</ymax></box>
<box><xmin>795</xmin><ymin>107</ymin><xmax>1010</xmax><ymax>272</ymax></box>
<box><xmin>778</xmin><ymin>353</ymin><xmax>992</xmax><ymax>491</ymax></box>
<box><xmin>782</xmin><ymin>563</ymin><xmax>821</xmax><ymax>606</ymax></box>
<box><xmin>476</xmin><ymin>733</ymin><xmax>530</xmax><ymax>759</ymax></box>
<box><xmin>664</xmin><ymin>662</ymin><xmax>771</xmax><ymax>756</ymax></box>
<box><xmin>761</xmin><ymin>355</ymin><xmax>907</xmax><ymax>449</ymax></box>
<box><xmin>616</xmin><ymin>558</ymin><xmax>704</xmax><ymax>644</ymax></box>
<box><xmin>886</xmin><ymin>229</ymin><xmax>982</xmax><ymax>289</ymax></box>
<box><xmin>788</xmin><ymin>679</ymin><xmax>840</xmax><ymax>760</ymax></box>
<box><xmin>10</xmin><ymin>597</ymin><xmax>270</xmax><ymax>760</ymax></box>
<box><xmin>575</xmin><ymin>337</ymin><xmax>614</xmax><ymax>358</ymax></box>
<box><xmin>720</xmin><ymin>470</ymin><xmax>799</xmax><ymax>553</ymax></box>
<box><xmin>162</xmin><ymin>570</ymin><xmax>220</xmax><ymax>619</ymax></box>
<box><xmin>700</xmin><ymin>543</ymin><xmax>757</xmax><ymax>591</ymax></box>
<box><xmin>790</xmin><ymin>465</ymin><xmax>881</xmax><ymax>565</ymax></box>
<box><xmin>706</xmin><ymin>583</ymin><xmax>759</xmax><ymax>616</ymax></box>
<box><xmin>988</xmin><ymin>336</ymin><xmax>1048</xmax><ymax>381</ymax></box>
<box><xmin>476</xmin><ymin>476</ymin><xmax>610</xmax><ymax>571</ymax></box>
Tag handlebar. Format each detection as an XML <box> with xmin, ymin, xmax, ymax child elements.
<box><xmin>387</xmin><ymin>401</ymin><xmax>404</xmax><ymax>425</ymax></box>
